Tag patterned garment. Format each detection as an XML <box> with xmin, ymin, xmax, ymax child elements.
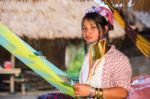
<box><xmin>79</xmin><ymin>45</ymin><xmax>132</xmax><ymax>91</ymax></box>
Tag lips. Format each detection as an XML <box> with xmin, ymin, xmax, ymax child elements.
<box><xmin>85</xmin><ymin>36</ymin><xmax>93</xmax><ymax>39</ymax></box>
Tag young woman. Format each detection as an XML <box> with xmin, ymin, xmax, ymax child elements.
<box><xmin>73</xmin><ymin>6</ymin><xmax>132</xmax><ymax>99</ymax></box>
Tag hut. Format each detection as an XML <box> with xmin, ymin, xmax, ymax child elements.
<box><xmin>0</xmin><ymin>0</ymin><xmax>97</xmax><ymax>70</ymax></box>
<box><xmin>0</xmin><ymin>0</ymin><xmax>149</xmax><ymax>91</ymax></box>
<box><xmin>0</xmin><ymin>0</ymin><xmax>97</xmax><ymax>90</ymax></box>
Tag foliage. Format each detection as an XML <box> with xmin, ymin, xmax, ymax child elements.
<box><xmin>65</xmin><ymin>45</ymin><xmax>85</xmax><ymax>81</ymax></box>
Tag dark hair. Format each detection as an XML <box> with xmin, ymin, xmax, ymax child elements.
<box><xmin>82</xmin><ymin>12</ymin><xmax>113</xmax><ymax>33</ymax></box>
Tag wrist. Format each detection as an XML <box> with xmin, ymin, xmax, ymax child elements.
<box><xmin>89</xmin><ymin>87</ymin><xmax>95</xmax><ymax>97</ymax></box>
<box><xmin>89</xmin><ymin>87</ymin><xmax>103</xmax><ymax>98</ymax></box>
<box><xmin>97</xmin><ymin>88</ymin><xmax>103</xmax><ymax>98</ymax></box>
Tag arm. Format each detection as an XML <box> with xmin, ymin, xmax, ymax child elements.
<box><xmin>103</xmin><ymin>87</ymin><xmax>128</xmax><ymax>99</ymax></box>
<box><xmin>74</xmin><ymin>55</ymin><xmax>132</xmax><ymax>99</ymax></box>
<box><xmin>74</xmin><ymin>83</ymin><xmax>128</xmax><ymax>99</ymax></box>
<box><xmin>103</xmin><ymin>53</ymin><xmax>132</xmax><ymax>99</ymax></box>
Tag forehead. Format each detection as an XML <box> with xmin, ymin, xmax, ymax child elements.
<box><xmin>82</xmin><ymin>19</ymin><xmax>96</xmax><ymax>26</ymax></box>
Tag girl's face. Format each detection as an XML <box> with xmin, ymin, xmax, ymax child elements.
<box><xmin>82</xmin><ymin>19</ymin><xmax>100</xmax><ymax>44</ymax></box>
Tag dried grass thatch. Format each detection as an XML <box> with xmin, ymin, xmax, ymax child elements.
<box><xmin>0</xmin><ymin>0</ymin><xmax>128</xmax><ymax>40</ymax></box>
<box><xmin>133</xmin><ymin>0</ymin><xmax>150</xmax><ymax>12</ymax></box>
<box><xmin>110</xmin><ymin>0</ymin><xmax>150</xmax><ymax>30</ymax></box>
<box><xmin>132</xmin><ymin>0</ymin><xmax>150</xmax><ymax>28</ymax></box>
<box><xmin>126</xmin><ymin>0</ymin><xmax>150</xmax><ymax>30</ymax></box>
<box><xmin>0</xmin><ymin>0</ymin><xmax>96</xmax><ymax>39</ymax></box>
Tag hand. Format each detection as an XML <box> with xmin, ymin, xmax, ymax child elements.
<box><xmin>73</xmin><ymin>83</ymin><xmax>91</xmax><ymax>97</ymax></box>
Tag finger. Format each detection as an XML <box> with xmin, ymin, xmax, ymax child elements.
<box><xmin>74</xmin><ymin>91</ymin><xmax>79</xmax><ymax>95</ymax></box>
<box><xmin>73</xmin><ymin>86</ymin><xmax>77</xmax><ymax>90</ymax></box>
<box><xmin>74</xmin><ymin>90</ymin><xmax>80</xmax><ymax>97</ymax></box>
<box><xmin>76</xmin><ymin>95</ymin><xmax>80</xmax><ymax>97</ymax></box>
<box><xmin>73</xmin><ymin>84</ymin><xmax>79</xmax><ymax>90</ymax></box>
<box><xmin>75</xmin><ymin>92</ymin><xmax>80</xmax><ymax>97</ymax></box>
<box><xmin>74</xmin><ymin>87</ymin><xmax>79</xmax><ymax>92</ymax></box>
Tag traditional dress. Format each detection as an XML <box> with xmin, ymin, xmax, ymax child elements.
<box><xmin>79</xmin><ymin>45</ymin><xmax>132</xmax><ymax>91</ymax></box>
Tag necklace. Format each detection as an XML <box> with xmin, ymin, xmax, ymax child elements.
<box><xmin>87</xmin><ymin>39</ymin><xmax>106</xmax><ymax>84</ymax></box>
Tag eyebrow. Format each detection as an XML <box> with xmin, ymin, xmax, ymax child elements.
<box><xmin>82</xmin><ymin>23</ymin><xmax>96</xmax><ymax>26</ymax></box>
<box><xmin>90</xmin><ymin>23</ymin><xmax>96</xmax><ymax>25</ymax></box>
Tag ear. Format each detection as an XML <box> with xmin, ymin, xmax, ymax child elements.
<box><xmin>104</xmin><ymin>25</ymin><xmax>109</xmax><ymax>31</ymax></box>
<box><xmin>103</xmin><ymin>25</ymin><xmax>109</xmax><ymax>35</ymax></box>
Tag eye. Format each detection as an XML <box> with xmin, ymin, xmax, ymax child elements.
<box><xmin>82</xmin><ymin>27</ymin><xmax>87</xmax><ymax>31</ymax></box>
<box><xmin>91</xmin><ymin>26</ymin><xmax>97</xmax><ymax>28</ymax></box>
<box><xmin>91</xmin><ymin>26</ymin><xmax>97</xmax><ymax>30</ymax></box>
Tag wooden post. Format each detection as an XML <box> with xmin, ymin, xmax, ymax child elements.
<box><xmin>10</xmin><ymin>74</ymin><xmax>15</xmax><ymax>94</ymax></box>
<box><xmin>11</xmin><ymin>55</ymin><xmax>15</xmax><ymax>68</ymax></box>
<box><xmin>10</xmin><ymin>54</ymin><xmax>15</xmax><ymax>94</ymax></box>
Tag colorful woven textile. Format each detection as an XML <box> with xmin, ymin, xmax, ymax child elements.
<box><xmin>127</xmin><ymin>75</ymin><xmax>150</xmax><ymax>99</ymax></box>
<box><xmin>37</xmin><ymin>93</ymin><xmax>74</xmax><ymax>99</ymax></box>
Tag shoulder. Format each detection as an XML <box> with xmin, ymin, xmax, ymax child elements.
<box><xmin>106</xmin><ymin>45</ymin><xmax>129</xmax><ymax>62</ymax></box>
<box><xmin>83</xmin><ymin>53</ymin><xmax>89</xmax><ymax>62</ymax></box>
<box><xmin>81</xmin><ymin>53</ymin><xmax>89</xmax><ymax>68</ymax></box>
<box><xmin>106</xmin><ymin>45</ymin><xmax>132</xmax><ymax>71</ymax></box>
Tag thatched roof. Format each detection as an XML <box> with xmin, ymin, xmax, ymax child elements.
<box><xmin>133</xmin><ymin>12</ymin><xmax>150</xmax><ymax>28</ymax></box>
<box><xmin>132</xmin><ymin>0</ymin><xmax>150</xmax><ymax>28</ymax></box>
<box><xmin>110</xmin><ymin>0</ymin><xmax>150</xmax><ymax>30</ymax></box>
<box><xmin>126</xmin><ymin>0</ymin><xmax>150</xmax><ymax>30</ymax></box>
<box><xmin>109</xmin><ymin>0</ymin><xmax>150</xmax><ymax>12</ymax></box>
<box><xmin>133</xmin><ymin>0</ymin><xmax>150</xmax><ymax>12</ymax></box>
<box><xmin>2</xmin><ymin>0</ymin><xmax>148</xmax><ymax>39</ymax></box>
<box><xmin>0</xmin><ymin>0</ymin><xmax>96</xmax><ymax>39</ymax></box>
